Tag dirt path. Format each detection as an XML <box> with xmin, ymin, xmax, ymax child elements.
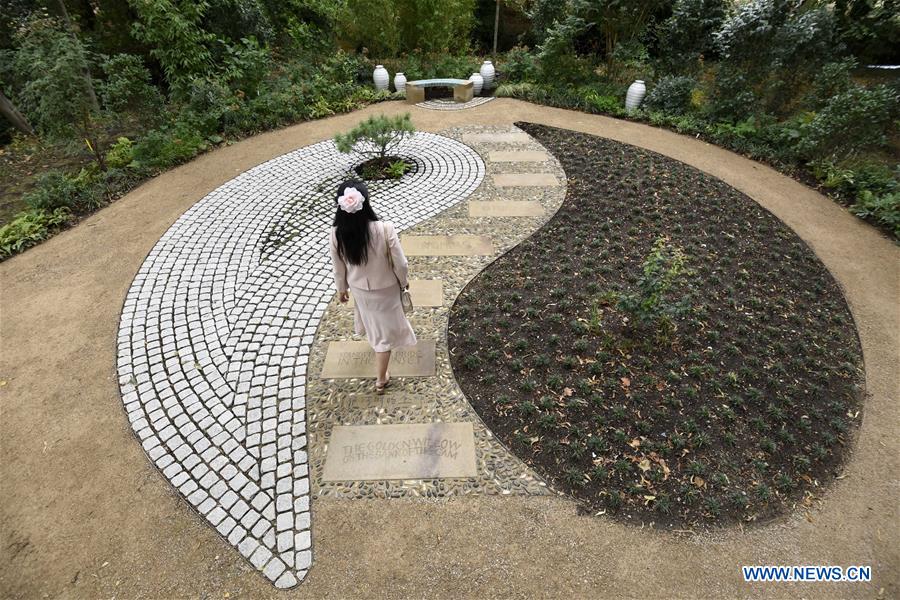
<box><xmin>2</xmin><ymin>99</ymin><xmax>897</xmax><ymax>599</ymax></box>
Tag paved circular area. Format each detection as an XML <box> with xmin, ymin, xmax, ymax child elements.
<box><xmin>417</xmin><ymin>97</ymin><xmax>495</xmax><ymax>111</ymax></box>
<box><xmin>115</xmin><ymin>132</ymin><xmax>484</xmax><ymax>587</ymax></box>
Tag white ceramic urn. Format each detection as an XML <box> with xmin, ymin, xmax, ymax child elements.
<box><xmin>469</xmin><ymin>72</ymin><xmax>484</xmax><ymax>95</ymax></box>
<box><xmin>479</xmin><ymin>60</ymin><xmax>495</xmax><ymax>89</ymax></box>
<box><xmin>625</xmin><ymin>80</ymin><xmax>646</xmax><ymax>111</ymax></box>
<box><xmin>373</xmin><ymin>65</ymin><xmax>389</xmax><ymax>91</ymax></box>
<box><xmin>394</xmin><ymin>72</ymin><xmax>407</xmax><ymax>95</ymax></box>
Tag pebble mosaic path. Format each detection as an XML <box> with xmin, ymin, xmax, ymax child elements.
<box><xmin>308</xmin><ymin>126</ymin><xmax>566</xmax><ymax>501</ymax></box>
<box><xmin>115</xmin><ymin>132</ymin><xmax>483</xmax><ymax>588</ymax></box>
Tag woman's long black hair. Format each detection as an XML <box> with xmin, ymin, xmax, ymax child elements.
<box><xmin>333</xmin><ymin>180</ymin><xmax>379</xmax><ymax>266</ymax></box>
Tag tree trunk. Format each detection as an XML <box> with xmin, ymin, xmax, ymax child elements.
<box><xmin>52</xmin><ymin>0</ymin><xmax>101</xmax><ymax>112</ymax></box>
<box><xmin>0</xmin><ymin>90</ymin><xmax>35</xmax><ymax>136</ymax></box>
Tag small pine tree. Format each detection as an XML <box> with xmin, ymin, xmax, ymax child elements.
<box><xmin>334</xmin><ymin>113</ymin><xmax>415</xmax><ymax>160</ymax></box>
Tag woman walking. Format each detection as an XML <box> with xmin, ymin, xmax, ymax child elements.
<box><xmin>329</xmin><ymin>180</ymin><xmax>416</xmax><ymax>393</ymax></box>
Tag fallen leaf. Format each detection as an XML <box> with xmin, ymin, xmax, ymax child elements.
<box><xmin>628</xmin><ymin>438</ymin><xmax>641</xmax><ymax>449</ymax></box>
<box><xmin>691</xmin><ymin>476</ymin><xmax>705</xmax><ymax>488</ymax></box>
<box><xmin>620</xmin><ymin>376</ymin><xmax>631</xmax><ymax>389</ymax></box>
<box><xmin>638</xmin><ymin>458</ymin><xmax>651</xmax><ymax>472</ymax></box>
<box><xmin>563</xmin><ymin>387</ymin><xmax>574</xmax><ymax>397</ymax></box>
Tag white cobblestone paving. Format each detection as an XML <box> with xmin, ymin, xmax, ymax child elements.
<box><xmin>116</xmin><ymin>132</ymin><xmax>484</xmax><ymax>588</ymax></box>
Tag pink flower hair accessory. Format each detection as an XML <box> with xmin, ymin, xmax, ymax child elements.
<box><xmin>337</xmin><ymin>187</ymin><xmax>365</xmax><ymax>213</ymax></box>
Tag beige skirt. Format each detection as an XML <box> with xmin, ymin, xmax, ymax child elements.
<box><xmin>351</xmin><ymin>282</ymin><xmax>417</xmax><ymax>352</ymax></box>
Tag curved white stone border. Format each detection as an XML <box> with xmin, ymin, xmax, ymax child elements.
<box><xmin>116</xmin><ymin>133</ymin><xmax>485</xmax><ymax>588</ymax></box>
<box><xmin>417</xmin><ymin>97</ymin><xmax>495</xmax><ymax>111</ymax></box>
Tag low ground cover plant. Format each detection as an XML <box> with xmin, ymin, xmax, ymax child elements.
<box><xmin>448</xmin><ymin>123</ymin><xmax>864</xmax><ymax>528</ymax></box>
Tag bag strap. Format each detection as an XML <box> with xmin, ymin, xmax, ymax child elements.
<box><xmin>383</xmin><ymin>222</ymin><xmax>404</xmax><ymax>289</ymax></box>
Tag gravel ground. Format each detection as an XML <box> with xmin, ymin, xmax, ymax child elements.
<box><xmin>1</xmin><ymin>100</ymin><xmax>896</xmax><ymax>599</ymax></box>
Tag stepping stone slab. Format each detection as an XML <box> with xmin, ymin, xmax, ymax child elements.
<box><xmin>469</xmin><ymin>201</ymin><xmax>545</xmax><ymax>217</ymax></box>
<box><xmin>337</xmin><ymin>279</ymin><xmax>443</xmax><ymax>308</ymax></box>
<box><xmin>488</xmin><ymin>150</ymin><xmax>550</xmax><ymax>162</ymax></box>
<box><xmin>320</xmin><ymin>341</ymin><xmax>435</xmax><ymax>378</ymax></box>
<box><xmin>493</xmin><ymin>173</ymin><xmax>560</xmax><ymax>187</ymax></box>
<box><xmin>401</xmin><ymin>235</ymin><xmax>494</xmax><ymax>256</ymax></box>
<box><xmin>322</xmin><ymin>422</ymin><xmax>477</xmax><ymax>481</ymax></box>
<box><xmin>462</xmin><ymin>132</ymin><xmax>531</xmax><ymax>145</ymax></box>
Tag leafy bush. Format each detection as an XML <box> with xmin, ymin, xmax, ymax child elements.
<box><xmin>812</xmin><ymin>160</ymin><xmax>897</xmax><ymax>196</ymax></box>
<box><xmin>4</xmin><ymin>17</ymin><xmax>99</xmax><ymax>139</ymax></box>
<box><xmin>802</xmin><ymin>57</ymin><xmax>856</xmax><ymax>110</ymax></box>
<box><xmin>526</xmin><ymin>0</ymin><xmax>567</xmax><ymax>46</ymax></box>
<box><xmin>340</xmin><ymin>0</ymin><xmax>475</xmax><ymax>56</ymax></box>
<box><xmin>105</xmin><ymin>137</ymin><xmax>135</xmax><ymax>169</ymax></box>
<box><xmin>340</xmin><ymin>0</ymin><xmax>401</xmax><ymax>56</ymax></box>
<box><xmin>656</xmin><ymin>0</ymin><xmax>728</xmax><ymax>69</ymax></box>
<box><xmin>501</xmin><ymin>46</ymin><xmax>540</xmax><ymax>83</ymax></box>
<box><xmin>334</xmin><ymin>113</ymin><xmax>415</xmax><ymax>160</ymax></box>
<box><xmin>615</xmin><ymin>237</ymin><xmax>691</xmax><ymax>330</ymax></box>
<box><xmin>23</xmin><ymin>170</ymin><xmax>99</xmax><ymax>212</ymax></box>
<box><xmin>0</xmin><ymin>207</ymin><xmax>71</xmax><ymax>260</ymax></box>
<box><xmin>645</xmin><ymin>76</ymin><xmax>696</xmax><ymax>115</ymax></box>
<box><xmin>396</xmin><ymin>0</ymin><xmax>476</xmax><ymax>55</ymax></box>
<box><xmin>850</xmin><ymin>191</ymin><xmax>900</xmax><ymax>237</ymax></box>
<box><xmin>712</xmin><ymin>0</ymin><xmax>840</xmax><ymax>119</ymax></box>
<box><xmin>131</xmin><ymin>124</ymin><xmax>208</xmax><ymax>170</ymax></box>
<box><xmin>796</xmin><ymin>84</ymin><xmax>899</xmax><ymax>161</ymax></box>
<box><xmin>130</xmin><ymin>0</ymin><xmax>217</xmax><ymax>93</ymax></box>
<box><xmin>219</xmin><ymin>36</ymin><xmax>272</xmax><ymax>95</ymax></box>
<box><xmin>99</xmin><ymin>53</ymin><xmax>165</xmax><ymax>118</ymax></box>
<box><xmin>581</xmin><ymin>90</ymin><xmax>625</xmax><ymax>115</ymax></box>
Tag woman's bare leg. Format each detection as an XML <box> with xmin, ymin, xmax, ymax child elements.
<box><xmin>375</xmin><ymin>350</ymin><xmax>391</xmax><ymax>385</ymax></box>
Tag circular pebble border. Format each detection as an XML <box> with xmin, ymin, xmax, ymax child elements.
<box><xmin>115</xmin><ymin>132</ymin><xmax>484</xmax><ymax>588</ymax></box>
<box><xmin>416</xmin><ymin>97</ymin><xmax>496</xmax><ymax>111</ymax></box>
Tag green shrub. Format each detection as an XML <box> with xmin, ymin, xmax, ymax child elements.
<box><xmin>219</xmin><ymin>36</ymin><xmax>271</xmax><ymax>95</ymax></box>
<box><xmin>131</xmin><ymin>124</ymin><xmax>208</xmax><ymax>170</ymax></box>
<box><xmin>644</xmin><ymin>76</ymin><xmax>696</xmax><ymax>115</ymax></box>
<box><xmin>802</xmin><ymin>57</ymin><xmax>856</xmax><ymax>110</ymax></box>
<box><xmin>334</xmin><ymin>113</ymin><xmax>415</xmax><ymax>160</ymax></box>
<box><xmin>712</xmin><ymin>1</ymin><xmax>839</xmax><ymax>118</ymax></box>
<box><xmin>0</xmin><ymin>207</ymin><xmax>71</xmax><ymax>260</ymax></box>
<box><xmin>812</xmin><ymin>160</ymin><xmax>899</xmax><ymax>199</ymax></box>
<box><xmin>581</xmin><ymin>90</ymin><xmax>624</xmax><ymax>115</ymax></box>
<box><xmin>130</xmin><ymin>0</ymin><xmax>217</xmax><ymax>93</ymax></box>
<box><xmin>796</xmin><ymin>84</ymin><xmax>899</xmax><ymax>161</ymax></box>
<box><xmin>656</xmin><ymin>0</ymin><xmax>728</xmax><ymax>70</ymax></box>
<box><xmin>105</xmin><ymin>137</ymin><xmax>135</xmax><ymax>169</ymax></box>
<box><xmin>850</xmin><ymin>191</ymin><xmax>900</xmax><ymax>237</ymax></box>
<box><xmin>501</xmin><ymin>46</ymin><xmax>539</xmax><ymax>83</ymax></box>
<box><xmin>4</xmin><ymin>17</ymin><xmax>99</xmax><ymax>140</ymax></box>
<box><xmin>615</xmin><ymin>237</ymin><xmax>692</xmax><ymax>329</ymax></box>
<box><xmin>23</xmin><ymin>170</ymin><xmax>99</xmax><ymax>212</ymax></box>
<box><xmin>99</xmin><ymin>53</ymin><xmax>165</xmax><ymax>119</ymax></box>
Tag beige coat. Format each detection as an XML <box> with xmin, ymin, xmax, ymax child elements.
<box><xmin>330</xmin><ymin>221</ymin><xmax>409</xmax><ymax>293</ymax></box>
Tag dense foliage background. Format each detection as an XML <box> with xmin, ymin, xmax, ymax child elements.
<box><xmin>1</xmin><ymin>0</ymin><xmax>898</xmax><ymax>258</ymax></box>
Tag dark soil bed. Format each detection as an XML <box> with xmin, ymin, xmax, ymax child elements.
<box><xmin>353</xmin><ymin>156</ymin><xmax>417</xmax><ymax>181</ymax></box>
<box><xmin>448</xmin><ymin>122</ymin><xmax>864</xmax><ymax>528</ymax></box>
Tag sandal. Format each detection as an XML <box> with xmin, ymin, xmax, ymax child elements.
<box><xmin>375</xmin><ymin>373</ymin><xmax>391</xmax><ymax>395</ymax></box>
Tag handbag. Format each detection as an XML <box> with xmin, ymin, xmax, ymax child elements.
<box><xmin>383</xmin><ymin>222</ymin><xmax>414</xmax><ymax>314</ymax></box>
